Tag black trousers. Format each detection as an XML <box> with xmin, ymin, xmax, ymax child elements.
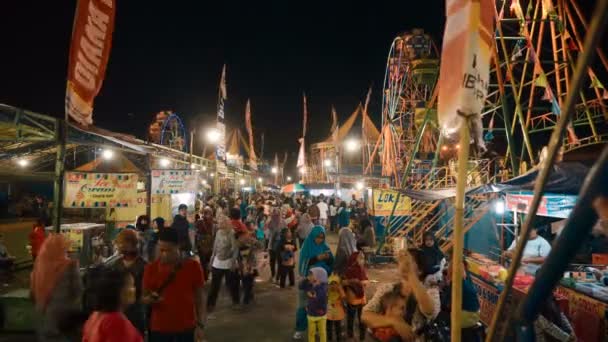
<box><xmin>207</xmin><ymin>267</ymin><xmax>239</xmax><ymax>309</ymax></box>
<box><xmin>346</xmin><ymin>304</ymin><xmax>365</xmax><ymax>339</ymax></box>
<box><xmin>327</xmin><ymin>319</ymin><xmax>342</xmax><ymax>341</ymax></box>
<box><xmin>278</xmin><ymin>264</ymin><xmax>295</xmax><ymax>288</ymax></box>
<box><xmin>268</xmin><ymin>250</ymin><xmax>279</xmax><ymax>280</ymax></box>
<box><xmin>241</xmin><ymin>273</ymin><xmax>255</xmax><ymax>304</ymax></box>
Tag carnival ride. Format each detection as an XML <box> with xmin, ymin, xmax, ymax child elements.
<box><xmin>375</xmin><ymin>0</ymin><xmax>608</xmax><ymax>252</ymax></box>
<box><xmin>148</xmin><ymin>111</ymin><xmax>188</xmax><ymax>152</ymax></box>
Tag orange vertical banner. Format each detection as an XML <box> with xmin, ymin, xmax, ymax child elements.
<box><xmin>65</xmin><ymin>0</ymin><xmax>116</xmax><ymax>126</ymax></box>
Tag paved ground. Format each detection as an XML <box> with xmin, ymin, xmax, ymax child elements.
<box><xmin>0</xmin><ymin>224</ymin><xmax>401</xmax><ymax>342</ymax></box>
<box><xmin>204</xmin><ymin>231</ymin><xmax>400</xmax><ymax>342</ymax></box>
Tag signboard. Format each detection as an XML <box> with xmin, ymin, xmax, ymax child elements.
<box><xmin>506</xmin><ymin>191</ymin><xmax>578</xmax><ymax>219</ymax></box>
<box><xmin>151</xmin><ymin>170</ymin><xmax>198</xmax><ymax>194</ymax></box>
<box><xmin>555</xmin><ymin>286</ymin><xmax>608</xmax><ymax>342</ymax></box>
<box><xmin>369</xmin><ymin>189</ymin><xmax>412</xmax><ymax>216</ymax></box>
<box><xmin>469</xmin><ymin>274</ymin><xmax>500</xmax><ymax>325</ymax></box>
<box><xmin>64</xmin><ymin>172</ymin><xmax>138</xmax><ymax>208</ymax></box>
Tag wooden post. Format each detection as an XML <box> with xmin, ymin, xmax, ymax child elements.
<box><xmin>451</xmin><ymin>123</ymin><xmax>470</xmax><ymax>342</ymax></box>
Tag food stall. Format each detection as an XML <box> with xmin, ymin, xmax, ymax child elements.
<box><xmin>465</xmin><ymin>191</ymin><xmax>608</xmax><ymax>341</ymax></box>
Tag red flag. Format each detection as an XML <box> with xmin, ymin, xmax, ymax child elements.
<box><xmin>219</xmin><ymin>64</ymin><xmax>227</xmax><ymax>100</ymax></box>
<box><xmin>330</xmin><ymin>106</ymin><xmax>338</xmax><ymax>134</ymax></box>
<box><xmin>302</xmin><ymin>93</ymin><xmax>308</xmax><ymax>137</ymax></box>
<box><xmin>245</xmin><ymin>99</ymin><xmax>257</xmax><ymax>170</ymax></box>
<box><xmin>65</xmin><ymin>0</ymin><xmax>116</xmax><ymax>126</ymax></box>
<box><xmin>363</xmin><ymin>86</ymin><xmax>372</xmax><ymax>115</ymax></box>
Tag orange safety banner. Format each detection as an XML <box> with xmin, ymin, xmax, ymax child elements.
<box><xmin>438</xmin><ymin>0</ymin><xmax>493</xmax><ymax>135</ymax></box>
<box><xmin>65</xmin><ymin>0</ymin><xmax>116</xmax><ymax>126</ymax></box>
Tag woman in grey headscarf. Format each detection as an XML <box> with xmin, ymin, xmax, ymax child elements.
<box><xmin>296</xmin><ymin>213</ymin><xmax>314</xmax><ymax>248</ymax></box>
<box><xmin>333</xmin><ymin>223</ymin><xmax>357</xmax><ymax>275</ymax></box>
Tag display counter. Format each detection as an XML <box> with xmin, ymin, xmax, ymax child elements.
<box><xmin>45</xmin><ymin>222</ymin><xmax>108</xmax><ymax>267</ymax></box>
<box><xmin>466</xmin><ymin>254</ymin><xmax>608</xmax><ymax>342</ymax></box>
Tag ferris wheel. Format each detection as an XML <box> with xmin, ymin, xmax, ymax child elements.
<box><xmin>380</xmin><ymin>0</ymin><xmax>608</xmax><ymax>185</ymax></box>
<box><xmin>381</xmin><ymin>29</ymin><xmax>440</xmax><ymax>185</ymax></box>
<box><xmin>148</xmin><ymin>111</ymin><xmax>188</xmax><ymax>152</ymax></box>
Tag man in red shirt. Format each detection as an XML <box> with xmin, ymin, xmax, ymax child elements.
<box><xmin>143</xmin><ymin>229</ymin><xmax>205</xmax><ymax>342</ymax></box>
<box><xmin>229</xmin><ymin>208</ymin><xmax>248</xmax><ymax>235</ymax></box>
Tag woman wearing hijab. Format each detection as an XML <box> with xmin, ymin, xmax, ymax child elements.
<box><xmin>293</xmin><ymin>226</ymin><xmax>334</xmax><ymax>340</ymax></box>
<box><xmin>267</xmin><ymin>208</ymin><xmax>286</xmax><ymax>283</ymax></box>
<box><xmin>207</xmin><ymin>216</ymin><xmax>240</xmax><ymax>312</ymax></box>
<box><xmin>31</xmin><ymin>234</ymin><xmax>83</xmax><ymax>341</ymax></box>
<box><xmin>420</xmin><ymin>232</ymin><xmax>446</xmax><ymax>285</ymax></box>
<box><xmin>296</xmin><ymin>213</ymin><xmax>314</xmax><ymax>248</ymax></box>
<box><xmin>334</xmin><ymin>223</ymin><xmax>357</xmax><ymax>275</ymax></box>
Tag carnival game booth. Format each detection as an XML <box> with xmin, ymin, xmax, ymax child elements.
<box><xmin>466</xmin><ymin>162</ymin><xmax>608</xmax><ymax>341</ymax></box>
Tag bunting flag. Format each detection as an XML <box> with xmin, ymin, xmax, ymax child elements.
<box><xmin>535</xmin><ymin>72</ymin><xmax>548</xmax><ymax>87</ymax></box>
<box><xmin>216</xmin><ymin>65</ymin><xmax>227</xmax><ymax>163</ymax></box>
<box><xmin>590</xmin><ymin>76</ymin><xmax>605</xmax><ymax>89</ymax></box>
<box><xmin>65</xmin><ymin>0</ymin><xmax>116</xmax><ymax>126</ymax></box>
<box><xmin>542</xmin><ymin>86</ymin><xmax>554</xmax><ymax>101</ymax></box>
<box><xmin>245</xmin><ymin>99</ymin><xmax>257</xmax><ymax>171</ymax></box>
<box><xmin>510</xmin><ymin>0</ymin><xmax>524</xmax><ymax>21</ymax></box>
<box><xmin>603</xmin><ymin>89</ymin><xmax>608</xmax><ymax>100</ymax></box>
<box><xmin>330</xmin><ymin>106</ymin><xmax>338</xmax><ymax>134</ymax></box>
<box><xmin>511</xmin><ymin>43</ymin><xmax>523</xmax><ymax>62</ymax></box>
<box><xmin>438</xmin><ymin>0</ymin><xmax>494</xmax><ymax>135</ymax></box>
<box><xmin>296</xmin><ymin>138</ymin><xmax>306</xmax><ymax>169</ymax></box>
<box><xmin>302</xmin><ymin>93</ymin><xmax>308</xmax><ymax>137</ymax></box>
<box><xmin>541</xmin><ymin>0</ymin><xmax>555</xmax><ymax>19</ymax></box>
<box><xmin>525</xmin><ymin>0</ymin><xmax>533</xmax><ymax>20</ymax></box>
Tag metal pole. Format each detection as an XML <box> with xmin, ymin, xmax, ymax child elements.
<box><xmin>486</xmin><ymin>1</ymin><xmax>608</xmax><ymax>339</ymax></box>
<box><xmin>450</xmin><ymin>123</ymin><xmax>470</xmax><ymax>342</ymax></box>
<box><xmin>52</xmin><ymin>120</ymin><xmax>67</xmax><ymax>233</ymax></box>
<box><xmin>146</xmin><ymin>154</ymin><xmax>152</xmax><ymax>221</ymax></box>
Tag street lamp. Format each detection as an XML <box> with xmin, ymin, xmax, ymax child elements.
<box><xmin>102</xmin><ymin>149</ymin><xmax>114</xmax><ymax>160</ymax></box>
<box><xmin>202</xmin><ymin>166</ymin><xmax>207</xmax><ymax>171</ymax></box>
<box><xmin>17</xmin><ymin>159</ymin><xmax>29</xmax><ymax>167</ymax></box>
<box><xmin>159</xmin><ymin>158</ymin><xmax>170</xmax><ymax>167</ymax></box>
<box><xmin>355</xmin><ymin>181</ymin><xmax>365</xmax><ymax>190</ymax></box>
<box><xmin>190</xmin><ymin>163</ymin><xmax>197</xmax><ymax>169</ymax></box>
<box><xmin>239</xmin><ymin>179</ymin><xmax>246</xmax><ymax>185</ymax></box>
<box><xmin>286</xmin><ymin>176</ymin><xmax>292</xmax><ymax>182</ymax></box>
<box><xmin>345</xmin><ymin>139</ymin><xmax>360</xmax><ymax>152</ymax></box>
<box><xmin>257</xmin><ymin>177</ymin><xmax>263</xmax><ymax>183</ymax></box>
<box><xmin>209</xmin><ymin>173</ymin><xmax>215</xmax><ymax>177</ymax></box>
<box><xmin>271</xmin><ymin>167</ymin><xmax>278</xmax><ymax>174</ymax></box>
<box><xmin>323</xmin><ymin>159</ymin><xmax>332</xmax><ymax>167</ymax></box>
<box><xmin>206</xmin><ymin>128</ymin><xmax>220</xmax><ymax>143</ymax></box>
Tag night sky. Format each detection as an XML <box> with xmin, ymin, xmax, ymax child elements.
<box><xmin>1</xmin><ymin>1</ymin><xmax>443</xmax><ymax>165</ymax></box>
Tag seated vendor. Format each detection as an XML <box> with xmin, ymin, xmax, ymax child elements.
<box><xmin>503</xmin><ymin>226</ymin><xmax>551</xmax><ymax>264</ymax></box>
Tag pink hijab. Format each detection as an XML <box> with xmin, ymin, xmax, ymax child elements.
<box><xmin>31</xmin><ymin>234</ymin><xmax>74</xmax><ymax>311</ymax></box>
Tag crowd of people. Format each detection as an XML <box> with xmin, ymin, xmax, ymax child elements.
<box><xmin>23</xmin><ymin>187</ymin><xmax>594</xmax><ymax>342</ymax></box>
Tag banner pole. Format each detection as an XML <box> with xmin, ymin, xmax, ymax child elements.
<box><xmin>53</xmin><ymin>119</ymin><xmax>66</xmax><ymax>233</ymax></box>
<box><xmin>451</xmin><ymin>123</ymin><xmax>470</xmax><ymax>342</ymax></box>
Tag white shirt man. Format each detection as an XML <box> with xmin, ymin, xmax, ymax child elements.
<box><xmin>317</xmin><ymin>200</ymin><xmax>329</xmax><ymax>227</ymax></box>
<box><xmin>504</xmin><ymin>227</ymin><xmax>552</xmax><ymax>264</ymax></box>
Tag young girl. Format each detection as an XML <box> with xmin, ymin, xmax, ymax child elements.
<box><xmin>300</xmin><ymin>267</ymin><xmax>329</xmax><ymax>342</ymax></box>
<box><xmin>82</xmin><ymin>267</ymin><xmax>142</xmax><ymax>342</ymax></box>
<box><xmin>343</xmin><ymin>251</ymin><xmax>369</xmax><ymax>341</ymax></box>
<box><xmin>326</xmin><ymin>275</ymin><xmax>346</xmax><ymax>342</ymax></box>
<box><xmin>371</xmin><ymin>290</ymin><xmax>407</xmax><ymax>342</ymax></box>
<box><xmin>278</xmin><ymin>229</ymin><xmax>297</xmax><ymax>288</ymax></box>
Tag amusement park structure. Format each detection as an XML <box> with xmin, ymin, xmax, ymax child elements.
<box><xmin>370</xmin><ymin>0</ymin><xmax>608</xmax><ymax>250</ymax></box>
<box><xmin>377</xmin><ymin>0</ymin><xmax>607</xmax><ymax>188</ymax></box>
